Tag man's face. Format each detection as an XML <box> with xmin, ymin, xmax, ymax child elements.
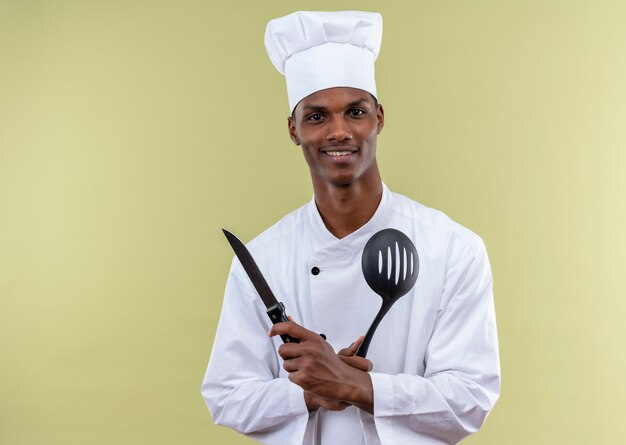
<box><xmin>288</xmin><ymin>87</ymin><xmax>384</xmax><ymax>188</ymax></box>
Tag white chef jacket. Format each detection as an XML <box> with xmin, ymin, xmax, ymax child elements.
<box><xmin>202</xmin><ymin>184</ymin><xmax>500</xmax><ymax>445</ymax></box>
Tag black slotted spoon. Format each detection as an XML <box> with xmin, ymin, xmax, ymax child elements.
<box><xmin>355</xmin><ymin>228</ymin><xmax>419</xmax><ymax>358</ymax></box>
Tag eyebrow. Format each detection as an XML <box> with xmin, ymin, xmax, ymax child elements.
<box><xmin>301</xmin><ymin>98</ymin><xmax>372</xmax><ymax>112</ymax></box>
<box><xmin>301</xmin><ymin>104</ymin><xmax>327</xmax><ymax>113</ymax></box>
<box><xmin>346</xmin><ymin>98</ymin><xmax>371</xmax><ymax>108</ymax></box>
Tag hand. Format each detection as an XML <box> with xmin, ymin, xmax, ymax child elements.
<box><xmin>337</xmin><ymin>336</ymin><xmax>373</xmax><ymax>372</ymax></box>
<box><xmin>269</xmin><ymin>321</ymin><xmax>374</xmax><ymax>414</ymax></box>
<box><xmin>303</xmin><ymin>336</ymin><xmax>374</xmax><ymax>412</ymax></box>
<box><xmin>303</xmin><ymin>390</ymin><xmax>349</xmax><ymax>412</ymax></box>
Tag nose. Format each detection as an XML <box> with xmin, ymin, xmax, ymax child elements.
<box><xmin>326</xmin><ymin>116</ymin><xmax>353</xmax><ymax>142</ymax></box>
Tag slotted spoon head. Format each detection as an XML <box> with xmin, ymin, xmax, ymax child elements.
<box><xmin>362</xmin><ymin>228</ymin><xmax>419</xmax><ymax>302</ymax></box>
<box><xmin>355</xmin><ymin>228</ymin><xmax>419</xmax><ymax>358</ymax></box>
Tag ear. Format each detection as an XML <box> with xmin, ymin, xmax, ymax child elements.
<box><xmin>376</xmin><ymin>104</ymin><xmax>385</xmax><ymax>134</ymax></box>
<box><xmin>287</xmin><ymin>116</ymin><xmax>300</xmax><ymax>145</ymax></box>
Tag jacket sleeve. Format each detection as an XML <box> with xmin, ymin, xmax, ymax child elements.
<box><xmin>201</xmin><ymin>259</ymin><xmax>310</xmax><ymax>445</ymax></box>
<box><xmin>368</xmin><ymin>237</ymin><xmax>501</xmax><ymax>444</ymax></box>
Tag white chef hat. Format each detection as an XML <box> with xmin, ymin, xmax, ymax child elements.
<box><xmin>264</xmin><ymin>11</ymin><xmax>383</xmax><ymax>112</ymax></box>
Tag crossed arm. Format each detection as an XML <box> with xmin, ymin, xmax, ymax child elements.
<box><xmin>269</xmin><ymin>320</ymin><xmax>374</xmax><ymax>413</ymax></box>
<box><xmin>204</xmin><ymin>240</ymin><xmax>499</xmax><ymax>443</ymax></box>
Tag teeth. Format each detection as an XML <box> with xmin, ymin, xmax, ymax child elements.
<box><xmin>326</xmin><ymin>150</ymin><xmax>352</xmax><ymax>156</ymax></box>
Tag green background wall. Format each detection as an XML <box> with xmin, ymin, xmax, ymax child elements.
<box><xmin>1</xmin><ymin>1</ymin><xmax>625</xmax><ymax>443</ymax></box>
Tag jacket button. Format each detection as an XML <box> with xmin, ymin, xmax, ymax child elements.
<box><xmin>311</xmin><ymin>266</ymin><xmax>320</xmax><ymax>275</ymax></box>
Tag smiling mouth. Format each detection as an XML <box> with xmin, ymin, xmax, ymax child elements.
<box><xmin>322</xmin><ymin>149</ymin><xmax>358</xmax><ymax>157</ymax></box>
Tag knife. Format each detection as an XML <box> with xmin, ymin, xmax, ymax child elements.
<box><xmin>222</xmin><ymin>229</ymin><xmax>299</xmax><ymax>344</ymax></box>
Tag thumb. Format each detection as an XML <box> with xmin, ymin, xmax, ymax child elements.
<box><xmin>338</xmin><ymin>355</ymin><xmax>373</xmax><ymax>372</ymax></box>
<box><xmin>337</xmin><ymin>336</ymin><xmax>365</xmax><ymax>357</ymax></box>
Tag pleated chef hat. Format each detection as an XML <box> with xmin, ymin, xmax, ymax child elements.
<box><xmin>264</xmin><ymin>11</ymin><xmax>383</xmax><ymax>112</ymax></box>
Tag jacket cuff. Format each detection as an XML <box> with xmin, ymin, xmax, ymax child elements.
<box><xmin>370</xmin><ymin>372</ymin><xmax>395</xmax><ymax>416</ymax></box>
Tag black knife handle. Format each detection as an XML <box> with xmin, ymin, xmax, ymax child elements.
<box><xmin>266</xmin><ymin>302</ymin><xmax>300</xmax><ymax>344</ymax></box>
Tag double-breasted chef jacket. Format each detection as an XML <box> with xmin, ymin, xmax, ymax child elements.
<box><xmin>202</xmin><ymin>184</ymin><xmax>500</xmax><ymax>445</ymax></box>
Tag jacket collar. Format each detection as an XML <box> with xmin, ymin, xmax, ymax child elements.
<box><xmin>308</xmin><ymin>183</ymin><xmax>393</xmax><ymax>257</ymax></box>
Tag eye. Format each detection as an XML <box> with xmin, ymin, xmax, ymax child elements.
<box><xmin>306</xmin><ymin>113</ymin><xmax>325</xmax><ymax>122</ymax></box>
<box><xmin>349</xmin><ymin>108</ymin><xmax>366</xmax><ymax>117</ymax></box>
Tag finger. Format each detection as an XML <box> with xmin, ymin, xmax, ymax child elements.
<box><xmin>351</xmin><ymin>335</ymin><xmax>365</xmax><ymax>352</ymax></box>
<box><xmin>338</xmin><ymin>355</ymin><xmax>372</xmax><ymax>372</ymax></box>
<box><xmin>304</xmin><ymin>391</ymin><xmax>321</xmax><ymax>412</ymax></box>
<box><xmin>282</xmin><ymin>357</ymin><xmax>301</xmax><ymax>373</ymax></box>
<box><xmin>269</xmin><ymin>320</ymin><xmax>319</xmax><ymax>342</ymax></box>
<box><xmin>286</xmin><ymin>370</ymin><xmax>299</xmax><ymax>386</ymax></box>
<box><xmin>337</xmin><ymin>341</ymin><xmax>356</xmax><ymax>357</ymax></box>
<box><xmin>338</xmin><ymin>355</ymin><xmax>373</xmax><ymax>372</ymax></box>
<box><xmin>305</xmin><ymin>391</ymin><xmax>348</xmax><ymax>411</ymax></box>
<box><xmin>337</xmin><ymin>336</ymin><xmax>365</xmax><ymax>357</ymax></box>
<box><xmin>277</xmin><ymin>342</ymin><xmax>303</xmax><ymax>360</ymax></box>
<box><xmin>318</xmin><ymin>399</ymin><xmax>349</xmax><ymax>412</ymax></box>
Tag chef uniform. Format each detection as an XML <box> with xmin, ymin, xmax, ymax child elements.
<box><xmin>202</xmin><ymin>11</ymin><xmax>500</xmax><ymax>445</ymax></box>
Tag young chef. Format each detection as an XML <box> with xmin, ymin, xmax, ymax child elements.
<box><xmin>202</xmin><ymin>11</ymin><xmax>500</xmax><ymax>445</ymax></box>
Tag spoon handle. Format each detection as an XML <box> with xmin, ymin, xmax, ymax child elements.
<box><xmin>355</xmin><ymin>301</ymin><xmax>394</xmax><ymax>358</ymax></box>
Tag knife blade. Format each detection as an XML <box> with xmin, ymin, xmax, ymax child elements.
<box><xmin>222</xmin><ymin>229</ymin><xmax>299</xmax><ymax>344</ymax></box>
